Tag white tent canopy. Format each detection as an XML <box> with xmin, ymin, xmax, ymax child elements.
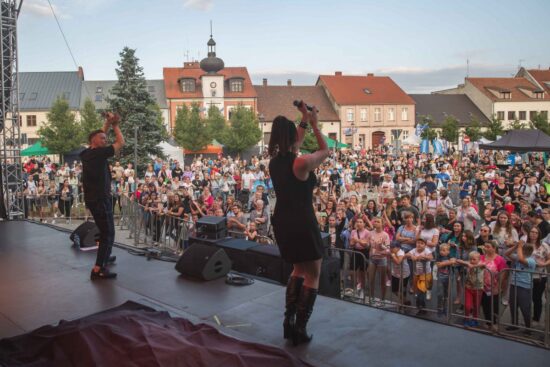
<box><xmin>158</xmin><ymin>141</ymin><xmax>184</xmax><ymax>163</ymax></box>
<box><xmin>402</xmin><ymin>134</ymin><xmax>421</xmax><ymax>146</ymax></box>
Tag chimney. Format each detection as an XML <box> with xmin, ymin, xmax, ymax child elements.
<box><xmin>367</xmin><ymin>73</ymin><xmax>374</xmax><ymax>77</ymax></box>
<box><xmin>262</xmin><ymin>78</ymin><xmax>268</xmax><ymax>87</ymax></box>
<box><xmin>335</xmin><ymin>71</ymin><xmax>342</xmax><ymax>76</ymax></box>
<box><xmin>77</xmin><ymin>66</ymin><xmax>84</xmax><ymax>80</ymax></box>
<box><xmin>287</xmin><ymin>79</ymin><xmax>292</xmax><ymax>86</ymax></box>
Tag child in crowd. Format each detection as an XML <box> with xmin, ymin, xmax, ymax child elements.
<box><xmin>456</xmin><ymin>251</ymin><xmax>485</xmax><ymax>326</ymax></box>
<box><xmin>390</xmin><ymin>242</ymin><xmax>411</xmax><ymax>306</ymax></box>
<box><xmin>245</xmin><ymin>221</ymin><xmax>259</xmax><ymax>242</ymax></box>
<box><xmin>406</xmin><ymin>238</ymin><xmax>433</xmax><ymax>315</ymax></box>
<box><xmin>504</xmin><ymin>241</ymin><xmax>536</xmax><ymax>331</ymax></box>
<box><xmin>435</xmin><ymin>243</ymin><xmax>454</xmax><ymax>316</ymax></box>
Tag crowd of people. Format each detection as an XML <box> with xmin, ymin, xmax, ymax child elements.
<box><xmin>21</xmin><ymin>145</ymin><xmax>550</xmax><ymax>330</ymax></box>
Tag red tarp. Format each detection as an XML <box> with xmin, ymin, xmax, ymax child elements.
<box><xmin>0</xmin><ymin>301</ymin><xmax>312</xmax><ymax>367</ymax></box>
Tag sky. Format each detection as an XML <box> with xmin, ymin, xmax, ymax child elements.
<box><xmin>19</xmin><ymin>0</ymin><xmax>550</xmax><ymax>93</ymax></box>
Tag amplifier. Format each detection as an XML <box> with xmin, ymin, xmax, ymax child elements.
<box><xmin>196</xmin><ymin>216</ymin><xmax>227</xmax><ymax>240</ymax></box>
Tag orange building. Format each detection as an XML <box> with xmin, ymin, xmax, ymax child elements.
<box><xmin>163</xmin><ymin>34</ymin><xmax>257</xmax><ymax>131</ymax></box>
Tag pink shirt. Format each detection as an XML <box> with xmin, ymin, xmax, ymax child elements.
<box><xmin>351</xmin><ymin>229</ymin><xmax>370</xmax><ymax>250</ymax></box>
<box><xmin>369</xmin><ymin>230</ymin><xmax>390</xmax><ymax>260</ymax></box>
<box><xmin>481</xmin><ymin>254</ymin><xmax>506</xmax><ymax>294</ymax></box>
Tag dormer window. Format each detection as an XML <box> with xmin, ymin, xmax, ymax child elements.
<box><xmin>534</xmin><ymin>91</ymin><xmax>544</xmax><ymax>99</ymax></box>
<box><xmin>501</xmin><ymin>91</ymin><xmax>511</xmax><ymax>99</ymax></box>
<box><xmin>180</xmin><ymin>78</ymin><xmax>196</xmax><ymax>93</ymax></box>
<box><xmin>96</xmin><ymin>87</ymin><xmax>103</xmax><ymax>93</ymax></box>
<box><xmin>363</xmin><ymin>88</ymin><xmax>371</xmax><ymax>94</ymax></box>
<box><xmin>229</xmin><ymin>78</ymin><xmax>244</xmax><ymax>92</ymax></box>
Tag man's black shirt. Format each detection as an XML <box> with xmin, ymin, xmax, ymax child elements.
<box><xmin>80</xmin><ymin>145</ymin><xmax>115</xmax><ymax>202</ymax></box>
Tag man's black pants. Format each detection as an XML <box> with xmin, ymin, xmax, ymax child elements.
<box><xmin>86</xmin><ymin>196</ymin><xmax>115</xmax><ymax>268</ymax></box>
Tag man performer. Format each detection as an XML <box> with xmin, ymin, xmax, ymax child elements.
<box><xmin>80</xmin><ymin>112</ymin><xmax>125</xmax><ymax>280</ymax></box>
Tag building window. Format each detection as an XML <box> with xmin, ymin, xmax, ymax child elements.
<box><xmin>374</xmin><ymin>108</ymin><xmax>381</xmax><ymax>121</ymax></box>
<box><xmin>360</xmin><ymin>108</ymin><xmax>367</xmax><ymax>121</ymax></box>
<box><xmin>519</xmin><ymin>111</ymin><xmax>526</xmax><ymax>120</ymax></box>
<box><xmin>19</xmin><ymin>115</ymin><xmax>22</xmax><ymax>126</ymax></box>
<box><xmin>96</xmin><ymin>87</ymin><xmax>103</xmax><ymax>94</ymax></box>
<box><xmin>541</xmin><ymin>111</ymin><xmax>549</xmax><ymax>119</ymax></box>
<box><xmin>500</xmin><ymin>92</ymin><xmax>511</xmax><ymax>99</ymax></box>
<box><xmin>29</xmin><ymin>92</ymin><xmax>38</xmax><ymax>101</ymax></box>
<box><xmin>27</xmin><ymin>138</ymin><xmax>39</xmax><ymax>145</ymax></box>
<box><xmin>180</xmin><ymin>79</ymin><xmax>195</xmax><ymax>92</ymax></box>
<box><xmin>496</xmin><ymin>111</ymin><xmax>505</xmax><ymax>121</ymax></box>
<box><xmin>388</xmin><ymin>108</ymin><xmax>395</xmax><ymax>121</ymax></box>
<box><xmin>229</xmin><ymin>79</ymin><xmax>243</xmax><ymax>92</ymax></box>
<box><xmin>402</xmin><ymin>130</ymin><xmax>409</xmax><ymax>140</ymax></box>
<box><xmin>530</xmin><ymin>111</ymin><xmax>538</xmax><ymax>120</ymax></box>
<box><xmin>534</xmin><ymin>91</ymin><xmax>544</xmax><ymax>99</ymax></box>
<box><xmin>26</xmin><ymin>115</ymin><xmax>37</xmax><ymax>127</ymax></box>
<box><xmin>95</xmin><ymin>94</ymin><xmax>103</xmax><ymax>102</ymax></box>
<box><xmin>401</xmin><ymin>107</ymin><xmax>408</xmax><ymax>121</ymax></box>
<box><xmin>507</xmin><ymin>111</ymin><xmax>516</xmax><ymax>120</ymax></box>
<box><xmin>347</xmin><ymin>108</ymin><xmax>354</xmax><ymax>122</ymax></box>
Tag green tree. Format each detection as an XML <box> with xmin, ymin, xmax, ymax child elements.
<box><xmin>79</xmin><ymin>98</ymin><xmax>102</xmax><ymax>144</ymax></box>
<box><xmin>107</xmin><ymin>47</ymin><xmax>164</xmax><ymax>174</ymax></box>
<box><xmin>174</xmin><ymin>103</ymin><xmax>210</xmax><ymax>152</ymax></box>
<box><xmin>439</xmin><ymin>115</ymin><xmax>460</xmax><ymax>144</ymax></box>
<box><xmin>38</xmin><ymin>97</ymin><xmax>82</xmax><ymax>162</ymax></box>
<box><xmin>483</xmin><ymin>115</ymin><xmax>505</xmax><ymax>141</ymax></box>
<box><xmin>223</xmin><ymin>105</ymin><xmax>262</xmax><ymax>154</ymax></box>
<box><xmin>530</xmin><ymin>112</ymin><xmax>550</xmax><ymax>135</ymax></box>
<box><xmin>205</xmin><ymin>105</ymin><xmax>227</xmax><ymax>144</ymax></box>
<box><xmin>419</xmin><ymin>115</ymin><xmax>438</xmax><ymax>141</ymax></box>
<box><xmin>509</xmin><ymin>119</ymin><xmax>526</xmax><ymax>130</ymax></box>
<box><xmin>464</xmin><ymin>116</ymin><xmax>482</xmax><ymax>142</ymax></box>
<box><xmin>301</xmin><ymin>122</ymin><xmax>324</xmax><ymax>152</ymax></box>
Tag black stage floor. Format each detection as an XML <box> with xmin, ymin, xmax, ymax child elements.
<box><xmin>0</xmin><ymin>221</ymin><xmax>548</xmax><ymax>366</ymax></box>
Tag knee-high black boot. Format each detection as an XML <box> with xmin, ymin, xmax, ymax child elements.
<box><xmin>284</xmin><ymin>276</ymin><xmax>304</xmax><ymax>339</ymax></box>
<box><xmin>293</xmin><ymin>286</ymin><xmax>318</xmax><ymax>346</ymax></box>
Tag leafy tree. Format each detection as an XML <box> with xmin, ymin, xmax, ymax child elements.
<box><xmin>509</xmin><ymin>119</ymin><xmax>526</xmax><ymax>130</ymax></box>
<box><xmin>223</xmin><ymin>105</ymin><xmax>262</xmax><ymax>155</ymax></box>
<box><xmin>464</xmin><ymin>116</ymin><xmax>482</xmax><ymax>142</ymax></box>
<box><xmin>301</xmin><ymin>122</ymin><xmax>324</xmax><ymax>152</ymax></box>
<box><xmin>107</xmin><ymin>47</ymin><xmax>165</xmax><ymax>174</ymax></box>
<box><xmin>530</xmin><ymin>112</ymin><xmax>550</xmax><ymax>135</ymax></box>
<box><xmin>205</xmin><ymin>105</ymin><xmax>227</xmax><ymax>144</ymax></box>
<box><xmin>38</xmin><ymin>98</ymin><xmax>82</xmax><ymax>162</ymax></box>
<box><xmin>79</xmin><ymin>98</ymin><xmax>102</xmax><ymax>144</ymax></box>
<box><xmin>439</xmin><ymin>115</ymin><xmax>459</xmax><ymax>144</ymax></box>
<box><xmin>483</xmin><ymin>115</ymin><xmax>504</xmax><ymax>141</ymax></box>
<box><xmin>174</xmin><ymin>103</ymin><xmax>210</xmax><ymax>152</ymax></box>
<box><xmin>419</xmin><ymin>115</ymin><xmax>438</xmax><ymax>141</ymax></box>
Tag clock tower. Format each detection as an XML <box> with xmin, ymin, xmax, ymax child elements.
<box><xmin>200</xmin><ymin>30</ymin><xmax>224</xmax><ymax>113</ymax></box>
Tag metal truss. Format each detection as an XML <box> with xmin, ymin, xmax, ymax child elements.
<box><xmin>0</xmin><ymin>0</ymin><xmax>23</xmax><ymax>219</ymax></box>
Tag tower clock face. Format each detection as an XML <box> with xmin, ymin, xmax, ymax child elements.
<box><xmin>210</xmin><ymin>82</ymin><xmax>217</xmax><ymax>88</ymax></box>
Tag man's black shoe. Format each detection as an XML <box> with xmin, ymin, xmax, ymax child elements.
<box><xmin>107</xmin><ymin>255</ymin><xmax>117</xmax><ymax>264</ymax></box>
<box><xmin>91</xmin><ymin>268</ymin><xmax>117</xmax><ymax>280</ymax></box>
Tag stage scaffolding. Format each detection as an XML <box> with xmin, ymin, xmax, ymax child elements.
<box><xmin>0</xmin><ymin>0</ymin><xmax>23</xmax><ymax>219</ymax></box>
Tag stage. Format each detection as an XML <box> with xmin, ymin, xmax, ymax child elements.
<box><xmin>0</xmin><ymin>221</ymin><xmax>547</xmax><ymax>366</ymax></box>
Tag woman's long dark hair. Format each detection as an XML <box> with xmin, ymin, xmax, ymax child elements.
<box><xmin>268</xmin><ymin>115</ymin><xmax>297</xmax><ymax>158</ymax></box>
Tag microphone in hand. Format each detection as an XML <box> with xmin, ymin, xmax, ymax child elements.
<box><xmin>293</xmin><ymin>100</ymin><xmax>319</xmax><ymax>113</ymax></box>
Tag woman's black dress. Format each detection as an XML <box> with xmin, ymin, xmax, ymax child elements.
<box><xmin>269</xmin><ymin>152</ymin><xmax>324</xmax><ymax>263</ymax></box>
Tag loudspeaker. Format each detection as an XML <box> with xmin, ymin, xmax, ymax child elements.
<box><xmin>246</xmin><ymin>244</ymin><xmax>293</xmax><ymax>283</ymax></box>
<box><xmin>175</xmin><ymin>243</ymin><xmax>231</xmax><ymax>281</ymax></box>
<box><xmin>212</xmin><ymin>238</ymin><xmax>257</xmax><ymax>273</ymax></box>
<box><xmin>196</xmin><ymin>216</ymin><xmax>227</xmax><ymax>239</ymax></box>
<box><xmin>70</xmin><ymin>221</ymin><xmax>100</xmax><ymax>248</ymax></box>
<box><xmin>319</xmin><ymin>256</ymin><xmax>341</xmax><ymax>298</ymax></box>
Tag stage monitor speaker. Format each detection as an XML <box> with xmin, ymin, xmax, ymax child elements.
<box><xmin>246</xmin><ymin>244</ymin><xmax>292</xmax><ymax>284</ymax></box>
<box><xmin>70</xmin><ymin>221</ymin><xmax>100</xmax><ymax>248</ymax></box>
<box><xmin>175</xmin><ymin>243</ymin><xmax>231</xmax><ymax>281</ymax></box>
<box><xmin>196</xmin><ymin>216</ymin><xmax>227</xmax><ymax>240</ymax></box>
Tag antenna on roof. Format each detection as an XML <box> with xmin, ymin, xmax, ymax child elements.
<box><xmin>466</xmin><ymin>58</ymin><xmax>469</xmax><ymax>78</ymax></box>
<box><xmin>518</xmin><ymin>59</ymin><xmax>525</xmax><ymax>70</ymax></box>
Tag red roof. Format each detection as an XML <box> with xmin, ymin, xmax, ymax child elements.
<box><xmin>526</xmin><ymin>69</ymin><xmax>550</xmax><ymax>94</ymax></box>
<box><xmin>317</xmin><ymin>73</ymin><xmax>415</xmax><ymax>105</ymax></box>
<box><xmin>466</xmin><ymin>77</ymin><xmax>550</xmax><ymax>102</ymax></box>
<box><xmin>163</xmin><ymin>65</ymin><xmax>257</xmax><ymax>99</ymax></box>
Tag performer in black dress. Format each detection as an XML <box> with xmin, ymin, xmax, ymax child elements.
<box><xmin>268</xmin><ymin>101</ymin><xmax>329</xmax><ymax>346</ymax></box>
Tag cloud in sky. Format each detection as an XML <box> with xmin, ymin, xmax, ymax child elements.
<box><xmin>22</xmin><ymin>0</ymin><xmax>69</xmax><ymax>19</ymax></box>
<box><xmin>183</xmin><ymin>0</ymin><xmax>213</xmax><ymax>11</ymax></box>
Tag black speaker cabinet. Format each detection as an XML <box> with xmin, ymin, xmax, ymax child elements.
<box><xmin>196</xmin><ymin>216</ymin><xmax>227</xmax><ymax>239</ymax></box>
<box><xmin>70</xmin><ymin>221</ymin><xmax>100</xmax><ymax>248</ymax></box>
<box><xmin>246</xmin><ymin>244</ymin><xmax>293</xmax><ymax>283</ymax></box>
<box><xmin>319</xmin><ymin>256</ymin><xmax>341</xmax><ymax>298</ymax></box>
<box><xmin>175</xmin><ymin>243</ymin><xmax>231</xmax><ymax>281</ymax></box>
<box><xmin>214</xmin><ymin>238</ymin><xmax>258</xmax><ymax>273</ymax></box>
